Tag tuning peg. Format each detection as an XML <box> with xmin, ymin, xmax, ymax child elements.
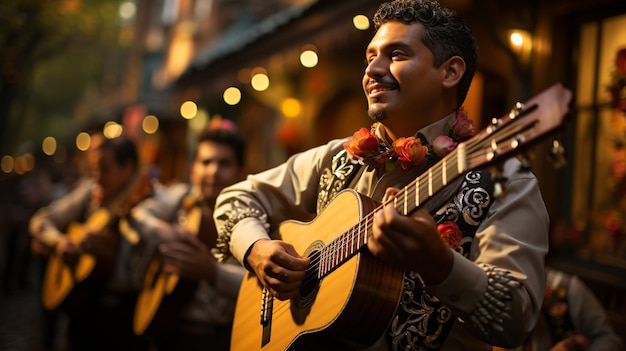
<box><xmin>508</xmin><ymin>102</ymin><xmax>525</xmax><ymax>119</ymax></box>
<box><xmin>549</xmin><ymin>139</ymin><xmax>567</xmax><ymax>169</ymax></box>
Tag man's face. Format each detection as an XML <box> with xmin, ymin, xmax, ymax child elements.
<box><xmin>94</xmin><ymin>148</ymin><xmax>134</xmax><ymax>199</ymax></box>
<box><xmin>363</xmin><ymin>21</ymin><xmax>446</xmax><ymax>130</ymax></box>
<box><xmin>191</xmin><ymin>141</ymin><xmax>242</xmax><ymax>205</ymax></box>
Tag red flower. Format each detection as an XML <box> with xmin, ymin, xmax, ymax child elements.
<box><xmin>344</xmin><ymin>127</ymin><xmax>379</xmax><ymax>158</ymax></box>
<box><xmin>452</xmin><ymin>107</ymin><xmax>474</xmax><ymax>140</ymax></box>
<box><xmin>437</xmin><ymin>222</ymin><xmax>463</xmax><ymax>249</ymax></box>
<box><xmin>393</xmin><ymin>137</ymin><xmax>428</xmax><ymax>170</ymax></box>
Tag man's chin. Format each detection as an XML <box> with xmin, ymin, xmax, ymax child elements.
<box><xmin>368</xmin><ymin>107</ymin><xmax>387</xmax><ymax>122</ymax></box>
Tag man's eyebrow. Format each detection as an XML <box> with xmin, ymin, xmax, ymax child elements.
<box><xmin>365</xmin><ymin>41</ymin><xmax>414</xmax><ymax>55</ymax></box>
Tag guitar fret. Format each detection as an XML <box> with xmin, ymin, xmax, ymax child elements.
<box><xmin>341</xmin><ymin>233</ymin><xmax>346</xmax><ymax>260</ymax></box>
<box><xmin>360</xmin><ymin>218</ymin><xmax>365</xmax><ymax>245</ymax></box>
<box><xmin>325</xmin><ymin>243</ymin><xmax>330</xmax><ymax>274</ymax></box>
<box><xmin>442</xmin><ymin>158</ymin><xmax>447</xmax><ymax>186</ymax></box>
<box><xmin>403</xmin><ymin>187</ymin><xmax>408</xmax><ymax>215</ymax></box>
<box><xmin>337</xmin><ymin>236</ymin><xmax>343</xmax><ymax>263</ymax></box>
<box><xmin>457</xmin><ymin>142</ymin><xmax>466</xmax><ymax>174</ymax></box>
<box><xmin>428</xmin><ymin>168</ymin><xmax>433</xmax><ymax>196</ymax></box>
<box><xmin>336</xmin><ymin>238</ymin><xmax>341</xmax><ymax>265</ymax></box>
<box><xmin>349</xmin><ymin>232</ymin><xmax>353</xmax><ymax>257</ymax></box>
<box><xmin>415</xmin><ymin>178</ymin><xmax>420</xmax><ymax>208</ymax></box>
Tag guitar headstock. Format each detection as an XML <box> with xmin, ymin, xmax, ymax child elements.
<box><xmin>461</xmin><ymin>83</ymin><xmax>572</xmax><ymax>172</ymax></box>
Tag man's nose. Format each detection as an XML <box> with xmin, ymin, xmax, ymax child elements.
<box><xmin>365</xmin><ymin>55</ymin><xmax>386</xmax><ymax>78</ymax></box>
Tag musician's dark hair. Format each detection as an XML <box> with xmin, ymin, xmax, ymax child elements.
<box><xmin>373</xmin><ymin>0</ymin><xmax>478</xmax><ymax>108</ymax></box>
<box><xmin>196</xmin><ymin>128</ymin><xmax>246</xmax><ymax>167</ymax></box>
<box><xmin>98</xmin><ymin>135</ymin><xmax>139</xmax><ymax>170</ymax></box>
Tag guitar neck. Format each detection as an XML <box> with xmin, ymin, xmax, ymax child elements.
<box><xmin>317</xmin><ymin>147</ymin><xmax>467</xmax><ymax>279</ymax></box>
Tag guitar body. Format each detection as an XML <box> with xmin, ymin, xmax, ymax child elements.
<box><xmin>42</xmin><ymin>171</ymin><xmax>153</xmax><ymax>311</ymax></box>
<box><xmin>42</xmin><ymin>208</ymin><xmax>112</xmax><ymax>310</ymax></box>
<box><xmin>231</xmin><ymin>190</ymin><xmax>405</xmax><ymax>351</ymax></box>
<box><xmin>133</xmin><ymin>205</ymin><xmax>202</xmax><ymax>335</ymax></box>
<box><xmin>133</xmin><ymin>255</ymin><xmax>198</xmax><ymax>335</ymax></box>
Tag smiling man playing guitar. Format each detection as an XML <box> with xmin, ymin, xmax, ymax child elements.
<box><xmin>29</xmin><ymin>133</ymin><xmax>153</xmax><ymax>351</ymax></box>
<box><xmin>213</xmin><ymin>1</ymin><xmax>571</xmax><ymax>350</ymax></box>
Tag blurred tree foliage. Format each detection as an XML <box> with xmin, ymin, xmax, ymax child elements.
<box><xmin>0</xmin><ymin>0</ymin><xmax>128</xmax><ymax>155</ymax></box>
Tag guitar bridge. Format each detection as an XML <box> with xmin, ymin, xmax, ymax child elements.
<box><xmin>261</xmin><ymin>287</ymin><xmax>273</xmax><ymax>347</ymax></box>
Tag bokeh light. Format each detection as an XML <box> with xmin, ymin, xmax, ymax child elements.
<box><xmin>42</xmin><ymin>137</ymin><xmax>57</xmax><ymax>156</ymax></box>
<box><xmin>180</xmin><ymin>101</ymin><xmax>198</xmax><ymax>119</ymax></box>
<box><xmin>300</xmin><ymin>50</ymin><xmax>318</xmax><ymax>68</ymax></box>
<box><xmin>103</xmin><ymin>121</ymin><xmax>124</xmax><ymax>139</ymax></box>
<box><xmin>251</xmin><ymin>73</ymin><xmax>270</xmax><ymax>91</ymax></box>
<box><xmin>1</xmin><ymin>155</ymin><xmax>15</xmax><ymax>173</ymax></box>
<box><xmin>353</xmin><ymin>15</ymin><xmax>370</xmax><ymax>30</ymax></box>
<box><xmin>281</xmin><ymin>98</ymin><xmax>302</xmax><ymax>118</ymax></box>
<box><xmin>142</xmin><ymin>115</ymin><xmax>159</xmax><ymax>134</ymax></box>
<box><xmin>224</xmin><ymin>87</ymin><xmax>242</xmax><ymax>105</ymax></box>
<box><xmin>76</xmin><ymin>132</ymin><xmax>91</xmax><ymax>151</ymax></box>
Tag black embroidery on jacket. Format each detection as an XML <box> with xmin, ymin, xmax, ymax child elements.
<box><xmin>388</xmin><ymin>170</ymin><xmax>495</xmax><ymax>350</ymax></box>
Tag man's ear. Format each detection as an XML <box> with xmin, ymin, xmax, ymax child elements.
<box><xmin>442</xmin><ymin>56</ymin><xmax>466</xmax><ymax>89</ymax></box>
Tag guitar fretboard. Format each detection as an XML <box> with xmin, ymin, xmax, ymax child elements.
<box><xmin>317</xmin><ymin>145</ymin><xmax>467</xmax><ymax>279</ymax></box>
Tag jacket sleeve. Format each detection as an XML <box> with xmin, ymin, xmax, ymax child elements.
<box><xmin>28</xmin><ymin>178</ymin><xmax>94</xmax><ymax>248</ymax></box>
<box><xmin>213</xmin><ymin>139</ymin><xmax>347</xmax><ymax>265</ymax></box>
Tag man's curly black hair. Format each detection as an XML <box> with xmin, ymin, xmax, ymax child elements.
<box><xmin>373</xmin><ymin>0</ymin><xmax>478</xmax><ymax>108</ymax></box>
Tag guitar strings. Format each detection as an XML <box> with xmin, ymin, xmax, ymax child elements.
<box><xmin>298</xmin><ymin>125</ymin><xmax>508</xmax><ymax>288</ymax></box>
<box><xmin>298</xmin><ymin>146</ymin><xmax>464</xmax><ymax>287</ymax></box>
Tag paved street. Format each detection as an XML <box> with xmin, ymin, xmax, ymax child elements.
<box><xmin>0</xmin><ymin>289</ymin><xmax>47</xmax><ymax>351</ymax></box>
<box><xmin>0</xmin><ymin>252</ymin><xmax>65</xmax><ymax>351</ymax></box>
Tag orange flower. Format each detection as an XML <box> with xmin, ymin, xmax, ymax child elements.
<box><xmin>344</xmin><ymin>128</ymin><xmax>380</xmax><ymax>158</ymax></box>
<box><xmin>437</xmin><ymin>222</ymin><xmax>463</xmax><ymax>249</ymax></box>
<box><xmin>393</xmin><ymin>137</ymin><xmax>428</xmax><ymax>170</ymax></box>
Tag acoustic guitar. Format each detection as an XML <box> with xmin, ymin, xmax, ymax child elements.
<box><xmin>230</xmin><ymin>83</ymin><xmax>573</xmax><ymax>350</ymax></box>
<box><xmin>42</xmin><ymin>171</ymin><xmax>153</xmax><ymax>310</ymax></box>
<box><xmin>133</xmin><ymin>194</ymin><xmax>203</xmax><ymax>335</ymax></box>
